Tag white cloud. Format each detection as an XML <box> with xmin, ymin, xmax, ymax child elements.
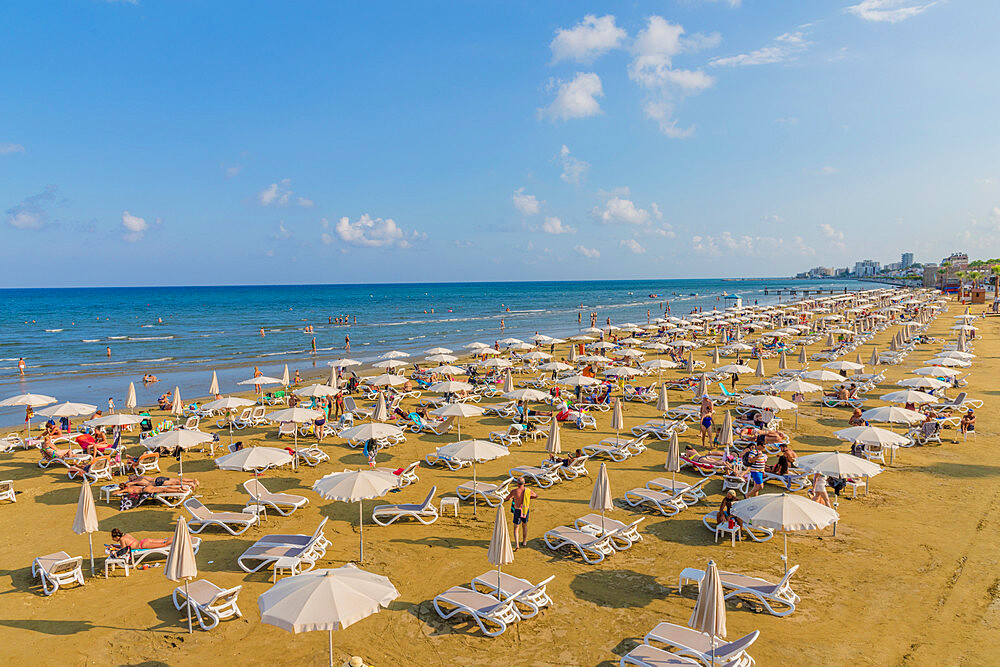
<box><xmin>225</xmin><ymin>164</ymin><xmax>242</xmax><ymax>178</ymax></box>
<box><xmin>817</xmin><ymin>165</ymin><xmax>838</xmax><ymax>175</ymax></box>
<box><xmin>593</xmin><ymin>196</ymin><xmax>652</xmax><ymax>226</ymax></box>
<box><xmin>644</xmin><ymin>101</ymin><xmax>696</xmax><ymax>139</ymax></box>
<box><xmin>710</xmin><ymin>31</ymin><xmax>809</xmax><ymax>67</ymax></box>
<box><xmin>847</xmin><ymin>0</ymin><xmax>937</xmax><ymax>23</ymax></box>
<box><xmin>775</xmin><ymin>117</ymin><xmax>798</xmax><ymax>125</ymax></box>
<box><xmin>297</xmin><ymin>197</ymin><xmax>314</xmax><ymax>208</ymax></box>
<box><xmin>321</xmin><ymin>232</ymin><xmax>334</xmax><ymax>245</ymax></box>
<box><xmin>5</xmin><ymin>185</ymin><xmax>57</xmax><ymax>229</ymax></box>
<box><xmin>334</xmin><ymin>214</ymin><xmax>423</xmax><ymax>248</ymax></box>
<box><xmin>540</xmin><ymin>72</ymin><xmax>604</xmax><ymax>121</ymax></box>
<box><xmin>574</xmin><ymin>245</ymin><xmax>601</xmax><ymax>258</ymax></box>
<box><xmin>762</xmin><ymin>213</ymin><xmax>785</xmax><ymax>223</ymax></box>
<box><xmin>513</xmin><ymin>188</ymin><xmax>541</xmax><ymax>216</ymax></box>
<box><xmin>0</xmin><ymin>143</ymin><xmax>25</xmax><ymax>155</ymax></box>
<box><xmin>620</xmin><ymin>238</ymin><xmax>646</xmax><ymax>254</ymax></box>
<box><xmin>820</xmin><ymin>223</ymin><xmax>846</xmax><ymax>250</ymax></box>
<box><xmin>558</xmin><ymin>145</ymin><xmax>590</xmax><ymax>186</ymax></box>
<box><xmin>258</xmin><ymin>179</ymin><xmax>292</xmax><ymax>206</ymax></box>
<box><xmin>550</xmin><ymin>14</ymin><xmax>626</xmax><ymax>63</ymax></box>
<box><xmin>121</xmin><ymin>210</ymin><xmax>148</xmax><ymax>242</ymax></box>
<box><xmin>541</xmin><ymin>216</ymin><xmax>576</xmax><ymax>234</ymax></box>
<box><xmin>276</xmin><ymin>222</ymin><xmax>292</xmax><ymax>239</ymax></box>
<box><xmin>691</xmin><ymin>231</ymin><xmax>815</xmax><ymax>257</ymax></box>
<box><xmin>651</xmin><ymin>224</ymin><xmax>676</xmax><ymax>238</ymax></box>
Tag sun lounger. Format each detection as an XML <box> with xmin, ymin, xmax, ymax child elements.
<box><xmin>294</xmin><ymin>445</ymin><xmax>330</xmax><ymax>466</ymax></box>
<box><xmin>372</xmin><ymin>486</ymin><xmax>439</xmax><ymax>526</ymax></box>
<box><xmin>680</xmin><ymin>454</ymin><xmax>728</xmax><ymax>477</ymax></box>
<box><xmin>470</xmin><ymin>571</ymin><xmax>554</xmax><ymax>619</ymax></box>
<box><xmin>172</xmin><ymin>579</ymin><xmax>243</xmax><ymax>631</ymax></box>
<box><xmin>253</xmin><ymin>518</ymin><xmax>330</xmax><ymax>557</ymax></box>
<box><xmin>184</xmin><ymin>498</ymin><xmax>260</xmax><ymax>535</ymax></box>
<box><xmin>623</xmin><ymin>488</ymin><xmax>688</xmax><ymax>516</ymax></box>
<box><xmin>343</xmin><ymin>397</ymin><xmax>373</xmax><ymax>420</ymax></box>
<box><xmin>574</xmin><ymin>515</ymin><xmax>644</xmax><ymax>549</ymax></box>
<box><xmin>104</xmin><ymin>537</ymin><xmax>204</xmax><ymax>577</ymax></box>
<box><xmin>243</xmin><ymin>479</ymin><xmax>309</xmax><ymax>516</ymax></box>
<box><xmin>236</xmin><ymin>541</ymin><xmax>319</xmax><ymax>575</ymax></box>
<box><xmin>483</xmin><ymin>401</ymin><xmax>517</xmax><ymax>417</ymax></box>
<box><xmin>541</xmin><ymin>454</ymin><xmax>589</xmax><ymax>480</ymax></box>
<box><xmin>666</xmin><ymin>406</ymin><xmax>701</xmax><ymax>421</ymax></box>
<box><xmin>0</xmin><ymin>435</ymin><xmax>23</xmax><ymax>453</ymax></box>
<box><xmin>0</xmin><ymin>480</ymin><xmax>14</xmax><ymax>503</ymax></box>
<box><xmin>702</xmin><ymin>511</ymin><xmax>774</xmax><ymax>544</ymax></box>
<box><xmin>620</xmin><ymin>645</ymin><xmax>706</xmax><ymax>667</ymax></box>
<box><xmin>644</xmin><ymin>622</ymin><xmax>759</xmax><ymax>667</ymax></box>
<box><xmin>509</xmin><ymin>465</ymin><xmax>561</xmax><ymax>488</ymax></box>
<box><xmin>68</xmin><ymin>456</ymin><xmax>113</xmax><ymax>483</ymax></box>
<box><xmin>456</xmin><ymin>478</ymin><xmax>515</xmax><ymax>506</ymax></box>
<box><xmin>489</xmin><ymin>424</ymin><xmax>525</xmax><ymax>446</ymax></box>
<box><xmin>38</xmin><ymin>450</ymin><xmax>92</xmax><ymax>470</ymax></box>
<box><xmin>32</xmin><ymin>551</ymin><xmax>85</xmax><ymax>595</ymax></box>
<box><xmin>679</xmin><ymin>564</ymin><xmax>800</xmax><ymax>617</ymax></box>
<box><xmin>426</xmin><ymin>450</ymin><xmax>472</xmax><ymax>470</ymax></box>
<box><xmin>645</xmin><ymin>477</ymin><xmax>710</xmax><ymax>505</ymax></box>
<box><xmin>432</xmin><ymin>585</ymin><xmax>523</xmax><ymax>637</ymax></box>
<box><xmin>582</xmin><ymin>441</ymin><xmax>632</xmax><ymax>462</ymax></box>
<box><xmin>396</xmin><ymin>461</ymin><xmax>420</xmax><ymax>487</ymax></box>
<box><xmin>542</xmin><ymin>526</ymin><xmax>615</xmax><ymax>564</ymax></box>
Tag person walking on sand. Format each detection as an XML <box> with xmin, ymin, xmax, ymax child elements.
<box><xmin>504</xmin><ymin>478</ymin><xmax>537</xmax><ymax>550</ymax></box>
<box><xmin>18</xmin><ymin>357</ymin><xmax>25</xmax><ymax>376</ymax></box>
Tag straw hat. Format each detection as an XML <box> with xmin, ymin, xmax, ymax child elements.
<box><xmin>342</xmin><ymin>658</ymin><xmax>367</xmax><ymax>667</ymax></box>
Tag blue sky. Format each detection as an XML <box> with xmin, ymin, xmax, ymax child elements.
<box><xmin>2</xmin><ymin>0</ymin><xmax>998</xmax><ymax>287</ymax></box>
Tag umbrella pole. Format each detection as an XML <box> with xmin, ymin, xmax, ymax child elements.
<box><xmin>329</xmin><ymin>629</ymin><xmax>334</xmax><ymax>667</ymax></box>
<box><xmin>359</xmin><ymin>500</ymin><xmax>364</xmax><ymax>563</ymax></box>
<box><xmin>473</xmin><ymin>462</ymin><xmax>478</xmax><ymax>517</ymax></box>
<box><xmin>293</xmin><ymin>429</ymin><xmax>298</xmax><ymax>470</ymax></box>
<box><xmin>782</xmin><ymin>532</ymin><xmax>788</xmax><ymax>574</ymax></box>
<box><xmin>88</xmin><ymin>534</ymin><xmax>95</xmax><ymax>577</ymax></box>
<box><xmin>185</xmin><ymin>580</ymin><xmax>193</xmax><ymax>633</ymax></box>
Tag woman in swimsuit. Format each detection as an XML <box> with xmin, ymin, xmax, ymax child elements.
<box><xmin>699</xmin><ymin>396</ymin><xmax>714</xmax><ymax>448</ymax></box>
<box><xmin>715</xmin><ymin>490</ymin><xmax>744</xmax><ymax>528</ymax></box>
<box><xmin>110</xmin><ymin>528</ymin><xmax>173</xmax><ymax>550</ymax></box>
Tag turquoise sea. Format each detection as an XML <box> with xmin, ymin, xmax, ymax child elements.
<box><xmin>0</xmin><ymin>278</ymin><xmax>881</xmax><ymax>425</ymax></box>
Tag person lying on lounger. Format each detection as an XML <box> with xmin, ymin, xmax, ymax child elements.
<box><xmin>40</xmin><ymin>436</ymin><xmax>76</xmax><ymax>460</ymax></box>
<box><xmin>110</xmin><ymin>528</ymin><xmax>172</xmax><ymax>549</ymax></box>
<box><xmin>112</xmin><ymin>475</ymin><xmax>199</xmax><ymax>494</ymax></box>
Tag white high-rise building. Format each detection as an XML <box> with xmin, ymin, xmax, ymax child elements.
<box><xmin>901</xmin><ymin>252</ymin><xmax>914</xmax><ymax>268</ymax></box>
<box><xmin>854</xmin><ymin>259</ymin><xmax>880</xmax><ymax>277</ymax></box>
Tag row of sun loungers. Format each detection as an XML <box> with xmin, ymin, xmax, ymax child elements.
<box><xmin>432</xmin><ymin>572</ymin><xmax>554</xmax><ymax>636</ymax></box>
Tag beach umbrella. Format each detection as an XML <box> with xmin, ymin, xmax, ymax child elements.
<box><xmin>84</xmin><ymin>413</ymin><xmax>144</xmax><ymax>428</ymax></box>
<box><xmin>170</xmin><ymin>387</ymin><xmax>183</xmax><ymax>417</ymax></box>
<box><xmin>925</xmin><ymin>357</ymin><xmax>968</xmax><ymax>368</ymax></box>
<box><xmin>718</xmin><ymin>411</ymin><xmax>734</xmax><ymax>455</ymax></box>
<box><xmin>0</xmin><ymin>392</ymin><xmax>56</xmax><ymax>435</ymax></box>
<box><xmin>164</xmin><ymin>516</ymin><xmax>198</xmax><ymax>633</ymax></box>
<box><xmin>538</xmin><ymin>361</ymin><xmax>572</xmax><ymax>373</ymax></box>
<box><xmin>72</xmin><ymin>480</ymin><xmax>99</xmax><ymax>577</ymax></box>
<box><xmin>426</xmin><ymin>346</ymin><xmax>454</xmax><ymax>355</ymax></box>
<box><xmin>434</xmin><ymin>439</ymin><xmax>509</xmax><ymax>516</ymax></box>
<box><xmin>686</xmin><ymin>353</ymin><xmax>695</xmax><ymax>373</ymax></box>
<box><xmin>778</xmin><ymin>350</ymin><xmax>788</xmax><ymax>370</ymax></box>
<box><xmin>797</xmin><ymin>451</ymin><xmax>882</xmax><ymax>491</ymax></box>
<box><xmin>689</xmin><ymin>560</ymin><xmax>727</xmax><ymax>664</ymax></box>
<box><xmin>480</xmin><ymin>357</ymin><xmax>513</xmax><ymax>369</ymax></box>
<box><xmin>823</xmin><ymin>361</ymin><xmax>863</xmax><ymax>373</ymax></box>
<box><xmin>833</xmin><ymin>425</ymin><xmax>910</xmax><ymax>447</ymax></box>
<box><xmin>143</xmin><ymin>429</ymin><xmax>215</xmax><ymax>476</ymax></box>
<box><xmin>329</xmin><ymin>366</ymin><xmax>339</xmax><ymax>389</ymax></box>
<box><xmin>209</xmin><ymin>371</ymin><xmax>220</xmax><ymax>396</ymax></box>
<box><xmin>714</xmin><ymin>364</ymin><xmax>754</xmax><ymax>375</ymax></box>
<box><xmin>431</xmin><ymin>402</ymin><xmax>485</xmax><ymax>441</ymax></box>
<box><xmin>589</xmin><ymin>462</ymin><xmax>613</xmax><ymax>533</ymax></box>
<box><xmin>545</xmin><ymin>418</ymin><xmax>561</xmax><ymax>455</ymax></box>
<box><xmin>913</xmin><ymin>366</ymin><xmax>960</xmax><ymax>378</ymax></box>
<box><xmin>487</xmin><ymin>505</ymin><xmax>515</xmax><ymax>597</ymax></box>
<box><xmin>338</xmin><ymin>423</ymin><xmax>404</xmax><ymax>446</ymax></box>
<box><xmin>560</xmin><ymin>375</ymin><xmax>600</xmax><ymax>388</ymax></box>
<box><xmin>216</xmin><ymin>446</ymin><xmax>294</xmax><ymax>476</ymax></box>
<box><xmin>771</xmin><ymin>378</ymin><xmax>822</xmax><ymax>394</ymax></box>
<box><xmin>740</xmin><ymin>395</ymin><xmax>798</xmax><ymax>412</ymax></box>
<box><xmin>313</xmin><ymin>469</ymin><xmax>400</xmax><ymax>562</ymax></box>
<box><xmin>801</xmin><ymin>369</ymin><xmax>844</xmax><ymax>383</ymax></box>
<box><xmin>259</xmin><ymin>565</ymin><xmax>399</xmax><ymax>667</ymax></box>
<box><xmin>869</xmin><ymin>347</ymin><xmax>879</xmax><ymax>366</ymax></box>
<box><xmin>880</xmin><ymin>389</ymin><xmax>938</xmax><ymax>405</ymax></box>
<box><xmin>731</xmin><ymin>493</ymin><xmax>839</xmax><ymax>573</ymax></box>
<box><xmin>936</xmin><ymin>350</ymin><xmax>974</xmax><ymax>360</ymax></box>
<box><xmin>268</xmin><ymin>407</ymin><xmax>324</xmax><ymax>470</ymax></box>
<box><xmin>826</xmin><ymin>333</ymin><xmax>837</xmax><ymax>347</ymax></box>
<box><xmin>567</xmin><ymin>345</ymin><xmax>577</xmax><ymax>363</ymax></box>
<box><xmin>36</xmin><ymin>401</ymin><xmax>97</xmax><ymax>419</ymax></box>
<box><xmin>379</xmin><ymin>350</ymin><xmax>410</xmax><ymax>360</ymax></box>
<box><xmin>238</xmin><ymin>375</ymin><xmax>282</xmax><ymax>394</ymax></box>
<box><xmin>371</xmin><ymin>393</ymin><xmax>389</xmax><ymax>422</ymax></box>
<box><xmin>611</xmin><ymin>398</ymin><xmax>624</xmax><ymax>439</ymax></box>
<box><xmin>503</xmin><ymin>388</ymin><xmax>549</xmax><ymax>403</ymax></box>
<box><xmin>126</xmin><ymin>383</ymin><xmax>137</xmax><ymax>411</ymax></box>
<box><xmin>372</xmin><ymin>359</ymin><xmax>408</xmax><ymax>373</ymax></box>
<box><xmin>330</xmin><ymin>358</ymin><xmax>362</xmax><ymax>369</ymax></box>
<box><xmin>202</xmin><ymin>396</ymin><xmax>255</xmax><ymax>443</ymax></box>
<box><xmin>282</xmin><ymin>364</ymin><xmax>290</xmax><ymax>387</ymax></box>
<box><xmin>897</xmin><ymin>377</ymin><xmax>950</xmax><ymax>391</ymax></box>
<box><xmin>753</xmin><ymin>358</ymin><xmax>764</xmax><ymax>378</ymax></box>
<box><xmin>295</xmin><ymin>384</ymin><xmax>339</xmax><ymax>398</ymax></box>
<box><xmin>798</xmin><ymin>347</ymin><xmax>807</xmax><ymax>365</ymax></box>
<box><xmin>694</xmin><ymin>375</ymin><xmax>709</xmax><ymax>398</ymax></box>
<box><xmin>711</xmin><ymin>347</ymin><xmax>721</xmax><ymax>364</ymax></box>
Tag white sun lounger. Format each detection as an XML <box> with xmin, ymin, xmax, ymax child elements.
<box><xmin>236</xmin><ymin>541</ymin><xmax>319</xmax><ymax>575</ymax></box>
<box><xmin>372</xmin><ymin>486</ymin><xmax>439</xmax><ymax>526</ymax></box>
<box><xmin>582</xmin><ymin>442</ymin><xmax>632</xmax><ymax>462</ymax></box>
<box><xmin>172</xmin><ymin>579</ymin><xmax>243</xmax><ymax>631</ymax></box>
<box><xmin>541</xmin><ymin>455</ymin><xmax>590</xmax><ymax>480</ymax></box>
<box><xmin>644</xmin><ymin>622</ymin><xmax>759</xmax><ymax>667</ymax></box>
<box><xmin>184</xmin><ymin>498</ymin><xmax>260</xmax><ymax>535</ymax></box>
<box><xmin>645</xmin><ymin>477</ymin><xmax>710</xmax><ymax>505</ymax></box>
<box><xmin>0</xmin><ymin>479</ymin><xmax>15</xmax><ymax>503</ymax></box>
<box><xmin>243</xmin><ymin>479</ymin><xmax>309</xmax><ymax>516</ymax></box>
<box><xmin>574</xmin><ymin>515</ymin><xmax>644</xmax><ymax>550</ymax></box>
<box><xmin>432</xmin><ymin>585</ymin><xmax>523</xmax><ymax>637</ymax></box>
<box><xmin>620</xmin><ymin>645</ymin><xmax>707</xmax><ymax>667</ymax></box>
<box><xmin>253</xmin><ymin>518</ymin><xmax>330</xmax><ymax>557</ymax></box>
<box><xmin>623</xmin><ymin>488</ymin><xmax>688</xmax><ymax>516</ymax></box>
<box><xmin>470</xmin><ymin>571</ymin><xmax>554</xmax><ymax>619</ymax></box>
<box><xmin>32</xmin><ymin>551</ymin><xmax>85</xmax><ymax>595</ymax></box>
<box><xmin>702</xmin><ymin>511</ymin><xmax>775</xmax><ymax>544</ymax></box>
<box><xmin>425</xmin><ymin>450</ymin><xmax>472</xmax><ymax>471</ymax></box>
<box><xmin>509</xmin><ymin>465</ymin><xmax>561</xmax><ymax>488</ymax></box>
<box><xmin>679</xmin><ymin>564</ymin><xmax>800</xmax><ymax>617</ymax></box>
<box><xmin>542</xmin><ymin>526</ymin><xmax>615</xmax><ymax>564</ymax></box>
<box><xmin>456</xmin><ymin>478</ymin><xmax>515</xmax><ymax>506</ymax></box>
<box><xmin>295</xmin><ymin>445</ymin><xmax>330</xmax><ymax>467</ymax></box>
<box><xmin>104</xmin><ymin>537</ymin><xmax>204</xmax><ymax>577</ymax></box>
<box><xmin>396</xmin><ymin>461</ymin><xmax>420</xmax><ymax>487</ymax></box>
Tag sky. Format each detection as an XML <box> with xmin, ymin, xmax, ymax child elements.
<box><xmin>2</xmin><ymin>0</ymin><xmax>999</xmax><ymax>287</ymax></box>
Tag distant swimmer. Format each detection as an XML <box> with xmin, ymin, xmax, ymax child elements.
<box><xmin>500</xmin><ymin>319</ymin><xmax>505</xmax><ymax>331</ymax></box>
<box><xmin>158</xmin><ymin>317</ymin><xmax>162</xmax><ymax>323</ymax></box>
<box><xmin>107</xmin><ymin>346</ymin><xmax>112</xmax><ymax>358</ymax></box>
<box><xmin>18</xmin><ymin>357</ymin><xmax>25</xmax><ymax>376</ymax></box>
<box><xmin>143</xmin><ymin>374</ymin><xmax>158</xmax><ymax>383</ymax></box>
<box><xmin>311</xmin><ymin>337</ymin><xmax>317</xmax><ymax>353</ymax></box>
<box><xmin>260</xmin><ymin>328</ymin><xmax>265</xmax><ymax>337</ymax></box>
<box><xmin>345</xmin><ymin>335</ymin><xmax>350</xmax><ymax>351</ymax></box>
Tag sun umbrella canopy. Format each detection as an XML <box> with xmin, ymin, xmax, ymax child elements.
<box><xmin>338</xmin><ymin>423</ymin><xmax>404</xmax><ymax>443</ymax></box>
<box><xmin>142</xmin><ymin>429</ymin><xmax>215</xmax><ymax>450</ymax></box>
<box><xmin>896</xmin><ymin>377</ymin><xmax>950</xmax><ymax>390</ymax></box>
<box><xmin>295</xmin><ymin>384</ymin><xmax>340</xmax><ymax>397</ymax></box>
<box><xmin>538</xmin><ymin>361</ymin><xmax>573</xmax><ymax>372</ymax></box>
<box><xmin>329</xmin><ymin>358</ymin><xmax>362</xmax><ymax>368</ymax></box>
<box><xmin>312</xmin><ymin>469</ymin><xmax>400</xmax><ymax>501</ymax></box>
<box><xmin>216</xmin><ymin>446</ymin><xmax>294</xmax><ymax>471</ymax></box>
<box><xmin>268</xmin><ymin>407</ymin><xmax>324</xmax><ymax>423</ymax></box>
<box><xmin>860</xmin><ymin>406</ymin><xmax>925</xmax><ymax>424</ymax></box>
<box><xmin>796</xmin><ymin>451</ymin><xmax>882</xmax><ymax>479</ymax></box>
<box><xmin>238</xmin><ymin>376</ymin><xmax>282</xmax><ymax>386</ymax></box>
<box><xmin>436</xmin><ymin>439</ymin><xmax>509</xmax><ymax>463</ymax></box>
<box><xmin>771</xmin><ymin>379</ymin><xmax>822</xmax><ymax>394</ymax></box>
<box><xmin>732</xmin><ymin>493</ymin><xmax>839</xmax><ymax>532</ymax></box>
<box><xmin>36</xmin><ymin>401</ymin><xmax>97</xmax><ymax>418</ymax></box>
<box><xmin>714</xmin><ymin>364</ymin><xmax>754</xmax><ymax>375</ymax></box>
<box><xmin>801</xmin><ymin>370</ymin><xmax>845</xmax><ymax>382</ymax></box>
<box><xmin>372</xmin><ymin>359</ymin><xmax>408</xmax><ymax>370</ymax></box>
<box><xmin>428</xmin><ymin>380</ymin><xmax>474</xmax><ymax>394</ymax></box>
<box><xmin>823</xmin><ymin>361</ymin><xmax>863</xmax><ymax>371</ymax></box>
<box><xmin>560</xmin><ymin>375</ymin><xmax>600</xmax><ymax>387</ymax></box>
<box><xmin>431</xmin><ymin>365</ymin><xmax>467</xmax><ymax>376</ymax></box>
<box><xmin>431</xmin><ymin>403</ymin><xmax>485</xmax><ymax>418</ymax></box>
<box><xmin>833</xmin><ymin>426</ymin><xmax>911</xmax><ymax>446</ymax></box>
<box><xmin>739</xmin><ymin>395</ymin><xmax>798</xmax><ymax>412</ymax></box>
<box><xmin>83</xmin><ymin>413</ymin><xmax>145</xmax><ymax>427</ymax></box>
<box><xmin>202</xmin><ymin>396</ymin><xmax>256</xmax><ymax>411</ymax></box>
<box><xmin>0</xmin><ymin>392</ymin><xmax>56</xmax><ymax>408</ymax></box>
<box><xmin>880</xmin><ymin>389</ymin><xmax>938</xmax><ymax>405</ymax></box>
<box><xmin>503</xmin><ymin>388</ymin><xmax>549</xmax><ymax>402</ymax></box>
<box><xmin>365</xmin><ymin>373</ymin><xmax>407</xmax><ymax>387</ymax></box>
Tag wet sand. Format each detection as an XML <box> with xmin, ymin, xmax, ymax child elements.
<box><xmin>1</xmin><ymin>299</ymin><xmax>997</xmax><ymax>666</ymax></box>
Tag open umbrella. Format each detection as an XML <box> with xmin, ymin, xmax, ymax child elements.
<box><xmin>268</xmin><ymin>407</ymin><xmax>323</xmax><ymax>470</ymax></box>
<box><xmin>312</xmin><ymin>469</ymin><xmax>400</xmax><ymax>562</ymax></box>
<box><xmin>36</xmin><ymin>401</ymin><xmax>97</xmax><ymax>420</ymax></box>
<box><xmin>202</xmin><ymin>396</ymin><xmax>256</xmax><ymax>444</ymax></box>
<box><xmin>731</xmin><ymin>493</ymin><xmax>839</xmax><ymax>572</ymax></box>
<box><xmin>216</xmin><ymin>446</ymin><xmax>294</xmax><ymax>476</ymax></box>
<box><xmin>434</xmin><ymin>439</ymin><xmax>509</xmax><ymax>516</ymax></box>
<box><xmin>430</xmin><ymin>402</ymin><xmax>485</xmax><ymax>442</ymax></box>
<box><xmin>143</xmin><ymin>429</ymin><xmax>215</xmax><ymax>476</ymax></box>
<box><xmin>689</xmin><ymin>560</ymin><xmax>727</xmax><ymax>665</ymax></box>
<box><xmin>72</xmin><ymin>480</ymin><xmax>99</xmax><ymax>577</ymax></box>
<box><xmin>0</xmin><ymin>392</ymin><xmax>56</xmax><ymax>435</ymax></box>
<box><xmin>164</xmin><ymin>516</ymin><xmax>198</xmax><ymax>633</ymax></box>
<box><xmin>258</xmin><ymin>564</ymin><xmax>399</xmax><ymax>667</ymax></box>
<box><xmin>487</xmin><ymin>505</ymin><xmax>515</xmax><ymax>597</ymax></box>
<box><xmin>880</xmin><ymin>389</ymin><xmax>938</xmax><ymax>405</ymax></box>
<box><xmin>589</xmin><ymin>462</ymin><xmax>613</xmax><ymax>533</ymax></box>
<box><xmin>860</xmin><ymin>406</ymin><xmax>924</xmax><ymax>425</ymax></box>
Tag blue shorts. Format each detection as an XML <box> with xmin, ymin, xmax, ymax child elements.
<box><xmin>512</xmin><ymin>508</ymin><xmax>529</xmax><ymax>524</ymax></box>
<box><xmin>749</xmin><ymin>471</ymin><xmax>764</xmax><ymax>485</ymax></box>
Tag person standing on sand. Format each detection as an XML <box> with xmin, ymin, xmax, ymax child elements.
<box><xmin>504</xmin><ymin>478</ymin><xmax>537</xmax><ymax>550</ymax></box>
<box><xmin>18</xmin><ymin>357</ymin><xmax>25</xmax><ymax>376</ymax></box>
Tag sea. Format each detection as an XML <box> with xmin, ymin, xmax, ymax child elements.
<box><xmin>0</xmin><ymin>278</ymin><xmax>883</xmax><ymax>426</ymax></box>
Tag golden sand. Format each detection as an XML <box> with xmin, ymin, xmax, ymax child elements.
<box><xmin>1</xmin><ymin>300</ymin><xmax>997</xmax><ymax>666</ymax></box>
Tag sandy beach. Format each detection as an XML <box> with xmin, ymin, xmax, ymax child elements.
<box><xmin>1</xmin><ymin>295</ymin><xmax>997</xmax><ymax>666</ymax></box>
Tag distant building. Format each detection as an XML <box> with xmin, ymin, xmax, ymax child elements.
<box><xmin>836</xmin><ymin>267</ymin><xmax>849</xmax><ymax>277</ymax></box>
<box><xmin>853</xmin><ymin>259</ymin><xmax>880</xmax><ymax>277</ymax></box>
<box><xmin>923</xmin><ymin>263</ymin><xmax>938</xmax><ymax>287</ymax></box>
<box><xmin>941</xmin><ymin>252</ymin><xmax>968</xmax><ymax>269</ymax></box>
<box><xmin>901</xmin><ymin>252</ymin><xmax>914</xmax><ymax>268</ymax></box>
<box><xmin>804</xmin><ymin>266</ymin><xmax>834</xmax><ymax>278</ymax></box>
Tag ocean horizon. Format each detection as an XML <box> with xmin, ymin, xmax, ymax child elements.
<box><xmin>0</xmin><ymin>277</ymin><xmax>882</xmax><ymax>425</ymax></box>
